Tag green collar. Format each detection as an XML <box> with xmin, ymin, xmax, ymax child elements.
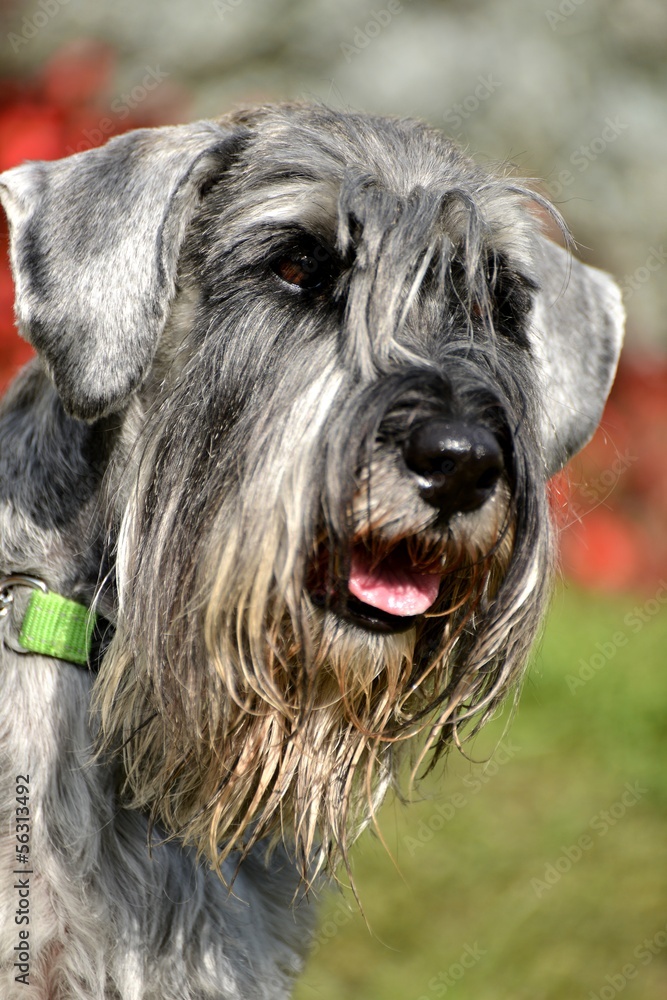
<box><xmin>0</xmin><ymin>574</ymin><xmax>97</xmax><ymax>667</ymax></box>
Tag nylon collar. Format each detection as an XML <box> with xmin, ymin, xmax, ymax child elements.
<box><xmin>0</xmin><ymin>574</ymin><xmax>98</xmax><ymax>667</ymax></box>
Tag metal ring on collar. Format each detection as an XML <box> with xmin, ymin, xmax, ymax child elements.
<box><xmin>0</xmin><ymin>574</ymin><xmax>49</xmax><ymax>619</ymax></box>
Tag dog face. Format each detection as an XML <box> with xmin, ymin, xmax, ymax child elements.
<box><xmin>0</xmin><ymin>104</ymin><xmax>624</xmax><ymax>877</ymax></box>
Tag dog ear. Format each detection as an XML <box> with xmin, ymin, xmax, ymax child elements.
<box><xmin>528</xmin><ymin>237</ymin><xmax>625</xmax><ymax>478</ymax></box>
<box><xmin>0</xmin><ymin>121</ymin><xmax>246</xmax><ymax>419</ymax></box>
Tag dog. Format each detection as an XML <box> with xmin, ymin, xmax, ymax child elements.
<box><xmin>0</xmin><ymin>102</ymin><xmax>623</xmax><ymax>999</ymax></box>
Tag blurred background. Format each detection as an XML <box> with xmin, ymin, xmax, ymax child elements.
<box><xmin>1</xmin><ymin>2</ymin><xmax>665</xmax><ymax>997</ymax></box>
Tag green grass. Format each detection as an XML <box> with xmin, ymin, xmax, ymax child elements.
<box><xmin>294</xmin><ymin>584</ymin><xmax>667</xmax><ymax>1000</ymax></box>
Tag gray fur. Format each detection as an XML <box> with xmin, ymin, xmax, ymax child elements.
<box><xmin>528</xmin><ymin>237</ymin><xmax>625</xmax><ymax>475</ymax></box>
<box><xmin>0</xmin><ymin>103</ymin><xmax>623</xmax><ymax>999</ymax></box>
<box><xmin>0</xmin><ymin>122</ymin><xmax>245</xmax><ymax>420</ymax></box>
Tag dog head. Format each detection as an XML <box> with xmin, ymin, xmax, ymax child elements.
<box><xmin>0</xmin><ymin>104</ymin><xmax>624</xmax><ymax>877</ymax></box>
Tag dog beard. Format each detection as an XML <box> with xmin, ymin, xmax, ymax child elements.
<box><xmin>94</xmin><ymin>367</ymin><xmax>552</xmax><ymax>884</ymax></box>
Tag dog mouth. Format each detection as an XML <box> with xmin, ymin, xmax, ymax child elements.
<box><xmin>309</xmin><ymin>539</ymin><xmax>443</xmax><ymax>634</ymax></box>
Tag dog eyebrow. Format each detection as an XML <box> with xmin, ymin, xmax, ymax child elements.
<box><xmin>258</xmin><ymin>166</ymin><xmax>324</xmax><ymax>184</ymax></box>
<box><xmin>217</xmin><ymin>221</ymin><xmax>342</xmax><ymax>263</ymax></box>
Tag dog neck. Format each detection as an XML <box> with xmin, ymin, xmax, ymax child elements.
<box><xmin>0</xmin><ymin>360</ymin><xmax>316</xmax><ymax>998</ymax></box>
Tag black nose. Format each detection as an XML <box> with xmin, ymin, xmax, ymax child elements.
<box><xmin>403</xmin><ymin>419</ymin><xmax>504</xmax><ymax>516</ymax></box>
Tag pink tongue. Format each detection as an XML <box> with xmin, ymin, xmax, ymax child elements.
<box><xmin>348</xmin><ymin>549</ymin><xmax>441</xmax><ymax>617</ymax></box>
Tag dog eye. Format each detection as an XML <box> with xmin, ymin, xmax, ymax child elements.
<box><xmin>272</xmin><ymin>243</ymin><xmax>333</xmax><ymax>291</ymax></box>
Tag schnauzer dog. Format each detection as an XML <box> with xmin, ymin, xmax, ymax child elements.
<box><xmin>0</xmin><ymin>103</ymin><xmax>623</xmax><ymax>999</ymax></box>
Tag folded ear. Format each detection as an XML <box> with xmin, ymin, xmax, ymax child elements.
<box><xmin>0</xmin><ymin>121</ymin><xmax>246</xmax><ymax>419</ymax></box>
<box><xmin>528</xmin><ymin>238</ymin><xmax>625</xmax><ymax>477</ymax></box>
